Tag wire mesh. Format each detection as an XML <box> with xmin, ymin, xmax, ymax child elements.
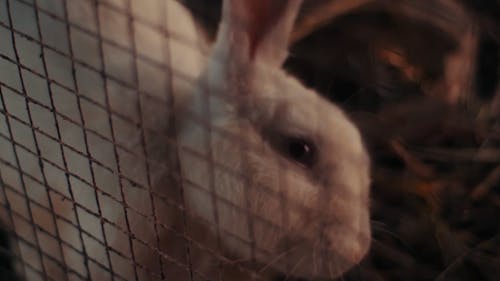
<box><xmin>0</xmin><ymin>0</ymin><xmax>324</xmax><ymax>280</ymax></box>
<box><xmin>0</xmin><ymin>0</ymin><xmax>499</xmax><ymax>281</ymax></box>
<box><xmin>0</xmin><ymin>0</ymin><xmax>205</xmax><ymax>280</ymax></box>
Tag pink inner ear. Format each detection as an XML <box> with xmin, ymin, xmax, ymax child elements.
<box><xmin>246</xmin><ymin>0</ymin><xmax>289</xmax><ymax>59</ymax></box>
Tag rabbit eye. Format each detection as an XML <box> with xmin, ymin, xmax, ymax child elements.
<box><xmin>284</xmin><ymin>137</ymin><xmax>317</xmax><ymax>168</ymax></box>
<box><xmin>264</xmin><ymin>131</ymin><xmax>318</xmax><ymax>168</ymax></box>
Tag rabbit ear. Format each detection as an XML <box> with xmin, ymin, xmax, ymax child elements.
<box><xmin>218</xmin><ymin>0</ymin><xmax>303</xmax><ymax>66</ymax></box>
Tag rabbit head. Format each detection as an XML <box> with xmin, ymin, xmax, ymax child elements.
<box><xmin>177</xmin><ymin>0</ymin><xmax>371</xmax><ymax>279</ymax></box>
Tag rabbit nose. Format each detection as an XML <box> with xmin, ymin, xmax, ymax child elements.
<box><xmin>342</xmin><ymin>231</ymin><xmax>371</xmax><ymax>263</ymax></box>
<box><xmin>324</xmin><ymin>222</ymin><xmax>371</xmax><ymax>263</ymax></box>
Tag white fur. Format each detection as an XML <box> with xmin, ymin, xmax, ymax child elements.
<box><xmin>0</xmin><ymin>0</ymin><xmax>371</xmax><ymax>280</ymax></box>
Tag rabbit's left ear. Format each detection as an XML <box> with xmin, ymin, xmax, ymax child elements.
<box><xmin>220</xmin><ymin>0</ymin><xmax>303</xmax><ymax>66</ymax></box>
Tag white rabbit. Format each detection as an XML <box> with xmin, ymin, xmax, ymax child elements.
<box><xmin>176</xmin><ymin>0</ymin><xmax>371</xmax><ymax>279</ymax></box>
<box><xmin>0</xmin><ymin>0</ymin><xmax>371</xmax><ymax>280</ymax></box>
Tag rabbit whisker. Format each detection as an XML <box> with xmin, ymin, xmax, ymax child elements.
<box><xmin>257</xmin><ymin>241</ymin><xmax>305</xmax><ymax>274</ymax></box>
<box><xmin>285</xmin><ymin>254</ymin><xmax>307</xmax><ymax>281</ymax></box>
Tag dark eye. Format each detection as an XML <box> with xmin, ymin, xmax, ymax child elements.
<box><xmin>284</xmin><ymin>137</ymin><xmax>317</xmax><ymax>168</ymax></box>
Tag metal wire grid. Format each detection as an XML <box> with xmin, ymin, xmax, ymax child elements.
<box><xmin>0</xmin><ymin>0</ymin><xmax>487</xmax><ymax>280</ymax></box>
<box><xmin>0</xmin><ymin>0</ymin><xmax>245</xmax><ymax>280</ymax></box>
<box><xmin>0</xmin><ymin>0</ymin><xmax>343</xmax><ymax>280</ymax></box>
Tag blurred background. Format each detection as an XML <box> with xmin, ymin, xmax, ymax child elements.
<box><xmin>180</xmin><ymin>0</ymin><xmax>500</xmax><ymax>280</ymax></box>
<box><xmin>1</xmin><ymin>0</ymin><xmax>499</xmax><ymax>280</ymax></box>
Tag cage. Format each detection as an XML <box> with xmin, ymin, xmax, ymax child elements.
<box><xmin>0</xmin><ymin>0</ymin><xmax>499</xmax><ymax>281</ymax></box>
